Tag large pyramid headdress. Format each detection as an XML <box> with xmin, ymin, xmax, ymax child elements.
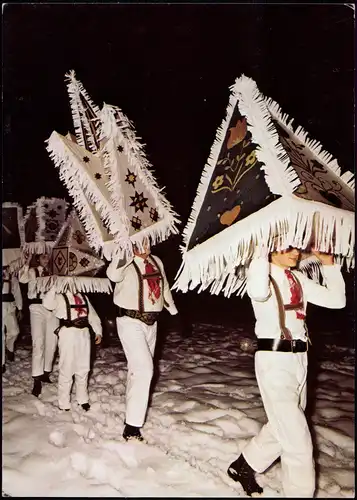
<box><xmin>173</xmin><ymin>75</ymin><xmax>354</xmax><ymax>297</ymax></box>
<box><xmin>2</xmin><ymin>202</ymin><xmax>25</xmax><ymax>271</ymax></box>
<box><xmin>23</xmin><ymin>197</ymin><xmax>70</xmax><ymax>256</ymax></box>
<box><xmin>32</xmin><ymin>209</ymin><xmax>112</xmax><ymax>295</ymax></box>
<box><xmin>46</xmin><ymin>71</ymin><xmax>180</xmax><ymax>261</ymax></box>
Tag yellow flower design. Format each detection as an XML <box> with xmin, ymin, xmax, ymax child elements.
<box><xmin>246</xmin><ymin>150</ymin><xmax>257</xmax><ymax>166</ymax></box>
<box><xmin>212</xmin><ymin>175</ymin><xmax>225</xmax><ymax>191</ymax></box>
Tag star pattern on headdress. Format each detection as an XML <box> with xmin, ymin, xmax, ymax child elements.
<box><xmin>131</xmin><ymin>215</ymin><xmax>142</xmax><ymax>231</ymax></box>
<box><xmin>83</xmin><ymin>156</ymin><xmax>90</xmax><ymax>163</ymax></box>
<box><xmin>125</xmin><ymin>169</ymin><xmax>137</xmax><ymax>187</ymax></box>
<box><xmin>149</xmin><ymin>207</ymin><xmax>159</xmax><ymax>222</ymax></box>
<box><xmin>117</xmin><ymin>145</ymin><xmax>124</xmax><ymax>153</ymax></box>
<box><xmin>130</xmin><ymin>215</ymin><xmax>142</xmax><ymax>231</ymax></box>
<box><xmin>79</xmin><ymin>257</ymin><xmax>90</xmax><ymax>268</ymax></box>
<box><xmin>94</xmin><ymin>173</ymin><xmax>102</xmax><ymax>180</ymax></box>
<box><xmin>130</xmin><ymin>191</ymin><xmax>148</xmax><ymax>213</ymax></box>
<box><xmin>73</xmin><ymin>230</ymin><xmax>85</xmax><ymax>244</ymax></box>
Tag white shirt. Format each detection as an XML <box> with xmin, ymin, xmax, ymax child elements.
<box><xmin>18</xmin><ymin>265</ymin><xmax>49</xmax><ymax>299</ymax></box>
<box><xmin>42</xmin><ymin>288</ymin><xmax>102</xmax><ymax>337</ymax></box>
<box><xmin>2</xmin><ymin>268</ymin><xmax>23</xmax><ymax>310</ymax></box>
<box><xmin>247</xmin><ymin>257</ymin><xmax>346</xmax><ymax>340</ymax></box>
<box><xmin>107</xmin><ymin>253</ymin><xmax>178</xmax><ymax>315</ymax></box>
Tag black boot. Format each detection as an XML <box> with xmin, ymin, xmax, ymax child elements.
<box><xmin>123</xmin><ymin>423</ymin><xmax>144</xmax><ymax>442</ymax></box>
<box><xmin>227</xmin><ymin>454</ymin><xmax>263</xmax><ymax>496</ymax></box>
<box><xmin>81</xmin><ymin>403</ymin><xmax>91</xmax><ymax>411</ymax></box>
<box><xmin>6</xmin><ymin>348</ymin><xmax>14</xmax><ymax>362</ymax></box>
<box><xmin>32</xmin><ymin>377</ymin><xmax>42</xmax><ymax>397</ymax></box>
<box><xmin>40</xmin><ymin>371</ymin><xmax>52</xmax><ymax>383</ymax></box>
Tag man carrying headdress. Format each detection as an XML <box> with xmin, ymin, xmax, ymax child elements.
<box><xmin>107</xmin><ymin>240</ymin><xmax>178</xmax><ymax>441</ymax></box>
<box><xmin>227</xmin><ymin>245</ymin><xmax>346</xmax><ymax>496</ymax></box>
<box><xmin>41</xmin><ymin>209</ymin><xmax>110</xmax><ymax>411</ymax></box>
<box><xmin>19</xmin><ymin>197</ymin><xmax>69</xmax><ymax>396</ymax></box>
<box><xmin>172</xmin><ymin>75</ymin><xmax>353</xmax><ymax>497</ymax></box>
<box><xmin>19</xmin><ymin>251</ymin><xmax>59</xmax><ymax>396</ymax></box>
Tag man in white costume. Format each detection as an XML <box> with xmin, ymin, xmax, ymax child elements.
<box><xmin>2</xmin><ymin>266</ymin><xmax>23</xmax><ymax>372</ymax></box>
<box><xmin>227</xmin><ymin>246</ymin><xmax>346</xmax><ymax>497</ymax></box>
<box><xmin>107</xmin><ymin>241</ymin><xmax>178</xmax><ymax>441</ymax></box>
<box><xmin>43</xmin><ymin>286</ymin><xmax>102</xmax><ymax>411</ymax></box>
<box><xmin>19</xmin><ymin>253</ymin><xmax>59</xmax><ymax>396</ymax></box>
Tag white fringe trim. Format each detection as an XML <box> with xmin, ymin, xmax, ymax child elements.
<box><xmin>99</xmin><ymin>104</ymin><xmax>180</xmax><ymax>258</ymax></box>
<box><xmin>298</xmin><ymin>253</ymin><xmax>354</xmax><ymax>285</ymax></box>
<box><xmin>65</xmin><ymin>70</ymin><xmax>101</xmax><ymax>154</ymax></box>
<box><xmin>34</xmin><ymin>276</ymin><xmax>112</xmax><ymax>295</ymax></box>
<box><xmin>232</xmin><ymin>76</ymin><xmax>301</xmax><ymax>195</ymax></box>
<box><xmin>46</xmin><ymin>131</ymin><xmax>123</xmax><ymax>245</ymax></box>
<box><xmin>173</xmin><ymin>194</ymin><xmax>355</xmax><ymax>296</ymax></box>
<box><xmin>180</xmin><ymin>74</ymin><xmax>300</xmax><ymax>252</ymax></box>
<box><xmin>266</xmin><ymin>97</ymin><xmax>355</xmax><ymax>192</ymax></box>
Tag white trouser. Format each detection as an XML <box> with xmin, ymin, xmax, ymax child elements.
<box><xmin>30</xmin><ymin>303</ymin><xmax>59</xmax><ymax>377</ymax></box>
<box><xmin>116</xmin><ymin>315</ymin><xmax>157</xmax><ymax>427</ymax></box>
<box><xmin>2</xmin><ymin>302</ymin><xmax>20</xmax><ymax>365</ymax></box>
<box><xmin>57</xmin><ymin>326</ymin><xmax>91</xmax><ymax>410</ymax></box>
<box><xmin>243</xmin><ymin>350</ymin><xmax>315</xmax><ymax>497</ymax></box>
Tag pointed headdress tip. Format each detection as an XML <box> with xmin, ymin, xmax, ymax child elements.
<box><xmin>65</xmin><ymin>69</ymin><xmax>77</xmax><ymax>81</ymax></box>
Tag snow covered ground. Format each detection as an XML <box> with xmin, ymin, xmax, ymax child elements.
<box><xmin>2</xmin><ymin>322</ymin><xmax>355</xmax><ymax>497</ymax></box>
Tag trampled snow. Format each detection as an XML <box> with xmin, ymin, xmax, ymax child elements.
<box><xmin>2</xmin><ymin>323</ymin><xmax>355</xmax><ymax>497</ymax></box>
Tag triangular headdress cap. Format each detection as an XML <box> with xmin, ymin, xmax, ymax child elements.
<box><xmin>173</xmin><ymin>75</ymin><xmax>354</xmax><ymax>297</ymax></box>
<box><xmin>46</xmin><ymin>70</ymin><xmax>180</xmax><ymax>261</ymax></box>
<box><xmin>34</xmin><ymin>210</ymin><xmax>112</xmax><ymax>295</ymax></box>
<box><xmin>23</xmin><ymin>197</ymin><xmax>70</xmax><ymax>255</ymax></box>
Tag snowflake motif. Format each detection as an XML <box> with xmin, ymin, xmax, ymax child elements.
<box><xmin>83</xmin><ymin>156</ymin><xmax>90</xmax><ymax>163</ymax></box>
<box><xmin>131</xmin><ymin>216</ymin><xmax>142</xmax><ymax>231</ymax></box>
<box><xmin>149</xmin><ymin>207</ymin><xmax>159</xmax><ymax>222</ymax></box>
<box><xmin>129</xmin><ymin>191</ymin><xmax>148</xmax><ymax>213</ymax></box>
<box><xmin>117</xmin><ymin>145</ymin><xmax>124</xmax><ymax>153</ymax></box>
<box><xmin>125</xmin><ymin>169</ymin><xmax>137</xmax><ymax>187</ymax></box>
<box><xmin>79</xmin><ymin>257</ymin><xmax>90</xmax><ymax>268</ymax></box>
<box><xmin>94</xmin><ymin>173</ymin><xmax>102</xmax><ymax>180</ymax></box>
<box><xmin>73</xmin><ymin>230</ymin><xmax>85</xmax><ymax>244</ymax></box>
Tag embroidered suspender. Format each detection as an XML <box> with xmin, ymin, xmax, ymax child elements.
<box><xmin>270</xmin><ymin>276</ymin><xmax>293</xmax><ymax>340</ymax></box>
<box><xmin>270</xmin><ymin>274</ymin><xmax>311</xmax><ymax>345</ymax></box>
<box><xmin>132</xmin><ymin>260</ymin><xmax>145</xmax><ymax>313</ymax></box>
<box><xmin>55</xmin><ymin>293</ymin><xmax>90</xmax><ymax>335</ymax></box>
<box><xmin>62</xmin><ymin>293</ymin><xmax>89</xmax><ymax>320</ymax></box>
<box><xmin>132</xmin><ymin>256</ymin><xmax>164</xmax><ymax>313</ymax></box>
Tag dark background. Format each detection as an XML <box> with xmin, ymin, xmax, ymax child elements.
<box><xmin>3</xmin><ymin>3</ymin><xmax>355</xmax><ymax>343</ymax></box>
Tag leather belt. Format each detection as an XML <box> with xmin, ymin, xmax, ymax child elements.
<box><xmin>257</xmin><ymin>338</ymin><xmax>307</xmax><ymax>353</ymax></box>
<box><xmin>121</xmin><ymin>308</ymin><xmax>160</xmax><ymax>326</ymax></box>
<box><xmin>54</xmin><ymin>317</ymin><xmax>90</xmax><ymax>335</ymax></box>
<box><xmin>2</xmin><ymin>293</ymin><xmax>15</xmax><ymax>302</ymax></box>
<box><xmin>29</xmin><ymin>298</ymin><xmax>43</xmax><ymax>305</ymax></box>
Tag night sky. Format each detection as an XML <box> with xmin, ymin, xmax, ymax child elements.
<box><xmin>3</xmin><ymin>3</ymin><xmax>355</xmax><ymax>333</ymax></box>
